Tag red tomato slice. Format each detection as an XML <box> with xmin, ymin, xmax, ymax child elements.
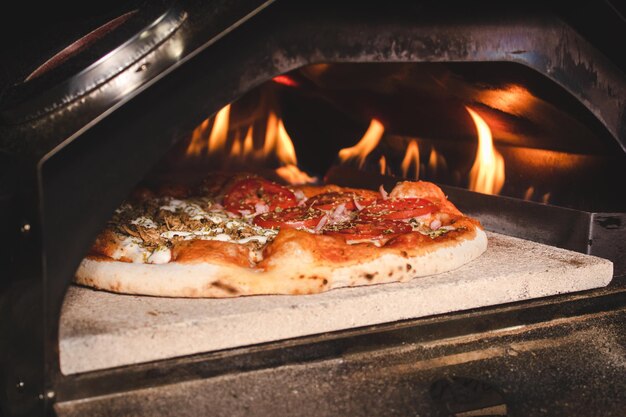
<box><xmin>253</xmin><ymin>207</ymin><xmax>325</xmax><ymax>230</ymax></box>
<box><xmin>307</xmin><ymin>192</ymin><xmax>376</xmax><ymax>211</ymax></box>
<box><xmin>358</xmin><ymin>198</ymin><xmax>436</xmax><ymax>221</ymax></box>
<box><xmin>323</xmin><ymin>220</ymin><xmax>412</xmax><ymax>241</ymax></box>
<box><xmin>223</xmin><ymin>178</ymin><xmax>297</xmax><ymax>214</ymax></box>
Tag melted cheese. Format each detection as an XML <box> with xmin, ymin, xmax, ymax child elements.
<box><xmin>131</xmin><ymin>216</ymin><xmax>157</xmax><ymax>229</ymax></box>
<box><xmin>147</xmin><ymin>246</ymin><xmax>172</xmax><ymax>264</ymax></box>
<box><xmin>156</xmin><ymin>197</ymin><xmax>277</xmax><ymax>245</ymax></box>
<box><xmin>109</xmin><ymin>236</ymin><xmax>172</xmax><ymax>264</ymax></box>
<box><xmin>110</xmin><ymin>236</ymin><xmax>152</xmax><ymax>263</ymax></box>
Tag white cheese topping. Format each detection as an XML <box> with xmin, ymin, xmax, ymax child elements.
<box><xmin>238</xmin><ymin>235</ymin><xmax>271</xmax><ymax>244</ymax></box>
<box><xmin>155</xmin><ymin>198</ymin><xmax>278</xmax><ymax>245</ymax></box>
<box><xmin>110</xmin><ymin>236</ymin><xmax>152</xmax><ymax>263</ymax></box>
<box><xmin>160</xmin><ymin>199</ymin><xmax>223</xmax><ymax>222</ymax></box>
<box><xmin>110</xmin><ymin>195</ymin><xmax>278</xmax><ymax>265</ymax></box>
<box><xmin>147</xmin><ymin>246</ymin><xmax>172</xmax><ymax>264</ymax></box>
<box><xmin>131</xmin><ymin>216</ymin><xmax>158</xmax><ymax>229</ymax></box>
<box><xmin>160</xmin><ymin>230</ymin><xmax>274</xmax><ymax>245</ymax></box>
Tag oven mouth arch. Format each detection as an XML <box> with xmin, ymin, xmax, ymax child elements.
<box><xmin>39</xmin><ymin>0</ymin><xmax>626</xmax><ymax>389</ymax></box>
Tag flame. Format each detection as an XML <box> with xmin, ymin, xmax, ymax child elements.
<box><xmin>541</xmin><ymin>192</ymin><xmax>551</xmax><ymax>204</ymax></box>
<box><xmin>338</xmin><ymin>119</ymin><xmax>385</xmax><ymax>168</ymax></box>
<box><xmin>186</xmin><ymin>105</ymin><xmax>231</xmax><ymax>157</ymax></box>
<box><xmin>379</xmin><ymin>155</ymin><xmax>387</xmax><ymax>175</ymax></box>
<box><xmin>523</xmin><ymin>186</ymin><xmax>534</xmax><ymax>201</ymax></box>
<box><xmin>401</xmin><ymin>140</ymin><xmax>420</xmax><ymax>179</ymax></box>
<box><xmin>263</xmin><ymin>112</ymin><xmax>279</xmax><ymax>157</ymax></box>
<box><xmin>243</xmin><ymin>127</ymin><xmax>254</xmax><ymax>153</ymax></box>
<box><xmin>466</xmin><ymin>106</ymin><xmax>505</xmax><ymax>195</ymax></box>
<box><xmin>427</xmin><ymin>147</ymin><xmax>447</xmax><ymax>176</ymax></box>
<box><xmin>276</xmin><ymin>164</ymin><xmax>316</xmax><ymax>185</ymax></box>
<box><xmin>184</xmin><ymin>103</ymin><xmax>315</xmax><ymax>185</ymax></box>
<box><xmin>208</xmin><ymin>104</ymin><xmax>231</xmax><ymax>153</ymax></box>
<box><xmin>229</xmin><ymin>131</ymin><xmax>242</xmax><ymax>160</ymax></box>
<box><xmin>186</xmin><ymin>119</ymin><xmax>209</xmax><ymax>156</ymax></box>
<box><xmin>221</xmin><ymin>126</ymin><xmax>258</xmax><ymax>164</ymax></box>
<box><xmin>428</xmin><ymin>148</ymin><xmax>438</xmax><ymax>171</ymax></box>
<box><xmin>273</xmin><ymin>119</ymin><xmax>317</xmax><ymax>183</ymax></box>
<box><xmin>276</xmin><ymin>119</ymin><xmax>297</xmax><ymax>165</ymax></box>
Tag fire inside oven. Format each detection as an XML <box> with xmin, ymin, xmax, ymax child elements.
<box><xmin>148</xmin><ymin>62</ymin><xmax>626</xmax><ymax>213</ymax></box>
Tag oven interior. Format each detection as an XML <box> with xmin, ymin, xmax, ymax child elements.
<box><xmin>53</xmin><ymin>59</ymin><xmax>626</xmax><ymax>412</ymax></box>
<box><xmin>151</xmin><ymin>61</ymin><xmax>626</xmax><ymax>213</ymax></box>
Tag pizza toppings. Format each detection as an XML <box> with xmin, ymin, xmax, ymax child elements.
<box><xmin>100</xmin><ymin>176</ymin><xmax>461</xmax><ymax>265</ymax></box>
<box><xmin>306</xmin><ymin>192</ymin><xmax>374</xmax><ymax>211</ymax></box>
<box><xmin>105</xmin><ymin>196</ymin><xmax>279</xmax><ymax>264</ymax></box>
<box><xmin>253</xmin><ymin>206</ymin><xmax>325</xmax><ymax>230</ymax></box>
<box><xmin>323</xmin><ymin>220</ymin><xmax>412</xmax><ymax>242</ymax></box>
<box><xmin>79</xmin><ymin>177</ymin><xmax>488</xmax><ymax>298</ymax></box>
<box><xmin>358</xmin><ymin>198</ymin><xmax>436</xmax><ymax>221</ymax></box>
<box><xmin>223</xmin><ymin>178</ymin><xmax>297</xmax><ymax>214</ymax></box>
<box><xmin>109</xmin><ymin>236</ymin><xmax>155</xmax><ymax>263</ymax></box>
<box><xmin>147</xmin><ymin>246</ymin><xmax>172</xmax><ymax>264</ymax></box>
<box><xmin>379</xmin><ymin>184</ymin><xmax>389</xmax><ymax>199</ymax></box>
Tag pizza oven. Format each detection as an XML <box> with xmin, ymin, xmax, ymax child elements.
<box><xmin>1</xmin><ymin>1</ymin><xmax>626</xmax><ymax>416</ymax></box>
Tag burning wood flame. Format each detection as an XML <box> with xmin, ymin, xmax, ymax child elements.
<box><xmin>273</xmin><ymin>119</ymin><xmax>316</xmax><ymax>184</ymax></box>
<box><xmin>338</xmin><ymin>119</ymin><xmax>385</xmax><ymax>168</ymax></box>
<box><xmin>185</xmin><ymin>105</ymin><xmax>316</xmax><ymax>185</ymax></box>
<box><xmin>379</xmin><ymin>155</ymin><xmax>387</xmax><ymax>175</ymax></box>
<box><xmin>401</xmin><ymin>140</ymin><xmax>420</xmax><ymax>179</ymax></box>
<box><xmin>523</xmin><ymin>186</ymin><xmax>535</xmax><ymax>201</ymax></box>
<box><xmin>275</xmin><ymin>164</ymin><xmax>316</xmax><ymax>184</ymax></box>
<box><xmin>276</xmin><ymin>119</ymin><xmax>297</xmax><ymax>166</ymax></box>
<box><xmin>466</xmin><ymin>106</ymin><xmax>505</xmax><ymax>195</ymax></box>
<box><xmin>208</xmin><ymin>104</ymin><xmax>230</xmax><ymax>153</ymax></box>
<box><xmin>427</xmin><ymin>147</ymin><xmax>447</xmax><ymax>177</ymax></box>
<box><xmin>523</xmin><ymin>186</ymin><xmax>551</xmax><ymax>204</ymax></box>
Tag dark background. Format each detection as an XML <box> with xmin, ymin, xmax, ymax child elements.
<box><xmin>1</xmin><ymin>0</ymin><xmax>624</xmax><ymax>105</ymax></box>
<box><xmin>0</xmin><ymin>0</ymin><xmax>142</xmax><ymax>94</ymax></box>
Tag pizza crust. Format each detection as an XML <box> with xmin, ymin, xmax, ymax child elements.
<box><xmin>75</xmin><ymin>227</ymin><xmax>487</xmax><ymax>298</ymax></box>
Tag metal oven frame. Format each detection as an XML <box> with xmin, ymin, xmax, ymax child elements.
<box><xmin>1</xmin><ymin>1</ymin><xmax>625</xmax><ymax>415</ymax></box>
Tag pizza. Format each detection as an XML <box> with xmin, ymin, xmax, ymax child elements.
<box><xmin>75</xmin><ymin>174</ymin><xmax>487</xmax><ymax>297</ymax></box>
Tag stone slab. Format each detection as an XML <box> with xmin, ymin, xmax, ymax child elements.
<box><xmin>59</xmin><ymin>232</ymin><xmax>613</xmax><ymax>374</ymax></box>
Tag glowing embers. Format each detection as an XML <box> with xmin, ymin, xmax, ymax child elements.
<box><xmin>466</xmin><ymin>106</ymin><xmax>505</xmax><ymax>195</ymax></box>
<box><xmin>185</xmin><ymin>104</ymin><xmax>316</xmax><ymax>185</ymax></box>
<box><xmin>476</xmin><ymin>84</ymin><xmax>534</xmax><ymax>117</ymax></box>
<box><xmin>272</xmin><ymin>75</ymin><xmax>300</xmax><ymax>88</ymax></box>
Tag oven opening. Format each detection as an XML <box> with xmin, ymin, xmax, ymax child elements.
<box><xmin>5</xmin><ymin>2</ymin><xmax>626</xmax><ymax>414</ymax></box>
<box><xmin>58</xmin><ymin>61</ymin><xmax>624</xmax><ymax>376</ymax></box>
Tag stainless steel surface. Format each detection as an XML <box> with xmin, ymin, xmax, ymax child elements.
<box><xmin>440</xmin><ymin>186</ymin><xmax>626</xmax><ymax>277</ymax></box>
<box><xmin>4</xmin><ymin>6</ymin><xmax>187</xmax><ymax>124</ymax></box>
